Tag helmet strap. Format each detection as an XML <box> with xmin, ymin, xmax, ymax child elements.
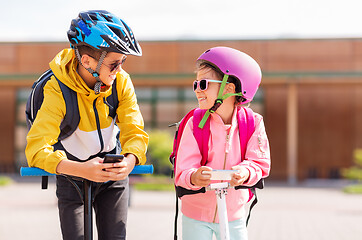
<box><xmin>217</xmin><ymin>74</ymin><xmax>230</xmax><ymax>99</ymax></box>
<box><xmin>198</xmin><ymin>74</ymin><xmax>243</xmax><ymax>129</ymax></box>
<box><xmin>75</xmin><ymin>48</ymin><xmax>108</xmax><ymax>94</ymax></box>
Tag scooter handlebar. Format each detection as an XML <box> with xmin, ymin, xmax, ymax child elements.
<box><xmin>20</xmin><ymin>165</ymin><xmax>154</xmax><ymax>177</ymax></box>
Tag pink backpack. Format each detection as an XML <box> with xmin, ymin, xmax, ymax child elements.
<box><xmin>170</xmin><ymin>107</ymin><xmax>263</xmax><ymax>239</ymax></box>
<box><xmin>170</xmin><ymin>106</ymin><xmax>256</xmax><ymax>185</ymax></box>
<box><xmin>172</xmin><ymin>106</ymin><xmax>255</xmax><ymax>165</ymax></box>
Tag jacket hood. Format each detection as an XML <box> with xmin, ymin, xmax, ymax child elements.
<box><xmin>49</xmin><ymin>48</ymin><xmax>112</xmax><ymax>98</ymax></box>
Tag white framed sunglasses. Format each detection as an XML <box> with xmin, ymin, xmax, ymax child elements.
<box><xmin>193</xmin><ymin>79</ymin><xmax>228</xmax><ymax>91</ymax></box>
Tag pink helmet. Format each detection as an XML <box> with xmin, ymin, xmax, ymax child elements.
<box><xmin>197</xmin><ymin>46</ymin><xmax>262</xmax><ymax>104</ymax></box>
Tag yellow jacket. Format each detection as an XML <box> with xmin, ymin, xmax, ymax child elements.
<box><xmin>26</xmin><ymin>49</ymin><xmax>149</xmax><ymax>173</ymax></box>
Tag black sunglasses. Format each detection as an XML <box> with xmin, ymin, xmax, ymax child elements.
<box><xmin>88</xmin><ymin>54</ymin><xmax>127</xmax><ymax>72</ymax></box>
<box><xmin>105</xmin><ymin>56</ymin><xmax>127</xmax><ymax>72</ymax></box>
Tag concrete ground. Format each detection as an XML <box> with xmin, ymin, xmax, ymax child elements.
<box><xmin>1</xmin><ymin>176</ymin><xmax>362</xmax><ymax>240</ymax></box>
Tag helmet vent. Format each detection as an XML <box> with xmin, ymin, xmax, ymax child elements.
<box><xmin>89</xmin><ymin>15</ymin><xmax>98</xmax><ymax>21</ymax></box>
<box><xmin>109</xmin><ymin>26</ymin><xmax>124</xmax><ymax>39</ymax></box>
<box><xmin>102</xmin><ymin>14</ymin><xmax>113</xmax><ymax>22</ymax></box>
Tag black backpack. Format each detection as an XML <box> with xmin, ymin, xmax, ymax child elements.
<box><xmin>25</xmin><ymin>69</ymin><xmax>119</xmax><ymax>140</ymax></box>
<box><xmin>25</xmin><ymin>69</ymin><xmax>120</xmax><ymax>189</ymax></box>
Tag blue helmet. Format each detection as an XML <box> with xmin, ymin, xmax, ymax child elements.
<box><xmin>67</xmin><ymin>10</ymin><xmax>142</xmax><ymax>56</ymax></box>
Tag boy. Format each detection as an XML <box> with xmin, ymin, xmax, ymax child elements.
<box><xmin>25</xmin><ymin>10</ymin><xmax>148</xmax><ymax>240</ymax></box>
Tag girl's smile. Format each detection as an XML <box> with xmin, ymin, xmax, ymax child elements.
<box><xmin>195</xmin><ymin>68</ymin><xmax>221</xmax><ymax>109</ymax></box>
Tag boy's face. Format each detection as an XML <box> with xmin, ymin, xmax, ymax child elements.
<box><xmin>89</xmin><ymin>52</ymin><xmax>127</xmax><ymax>87</ymax></box>
<box><xmin>195</xmin><ymin>68</ymin><xmax>222</xmax><ymax>110</ymax></box>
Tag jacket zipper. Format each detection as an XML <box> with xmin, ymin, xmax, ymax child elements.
<box><xmin>93</xmin><ymin>98</ymin><xmax>104</xmax><ymax>153</ymax></box>
<box><xmin>223</xmin><ymin>134</ymin><xmax>230</xmax><ymax>170</ymax></box>
<box><xmin>212</xmin><ymin>132</ymin><xmax>230</xmax><ymax>223</ymax></box>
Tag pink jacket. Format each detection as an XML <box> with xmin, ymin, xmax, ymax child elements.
<box><xmin>175</xmin><ymin>109</ymin><xmax>270</xmax><ymax>223</ymax></box>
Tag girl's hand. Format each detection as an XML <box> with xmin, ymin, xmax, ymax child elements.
<box><xmin>190</xmin><ymin>166</ymin><xmax>212</xmax><ymax>187</ymax></box>
<box><xmin>230</xmin><ymin>165</ymin><xmax>250</xmax><ymax>187</ymax></box>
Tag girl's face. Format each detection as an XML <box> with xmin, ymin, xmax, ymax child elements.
<box><xmin>195</xmin><ymin>67</ymin><xmax>222</xmax><ymax>109</ymax></box>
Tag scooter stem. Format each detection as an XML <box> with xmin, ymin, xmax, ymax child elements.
<box><xmin>215</xmin><ymin>186</ymin><xmax>230</xmax><ymax>240</ymax></box>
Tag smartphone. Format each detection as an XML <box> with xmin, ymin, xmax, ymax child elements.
<box><xmin>104</xmin><ymin>154</ymin><xmax>124</xmax><ymax>163</ymax></box>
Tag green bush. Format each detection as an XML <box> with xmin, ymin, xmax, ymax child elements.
<box><xmin>133</xmin><ymin>175</ymin><xmax>174</xmax><ymax>191</ymax></box>
<box><xmin>0</xmin><ymin>176</ymin><xmax>13</xmax><ymax>186</ymax></box>
<box><xmin>343</xmin><ymin>184</ymin><xmax>362</xmax><ymax>194</ymax></box>
<box><xmin>146</xmin><ymin>130</ymin><xmax>173</xmax><ymax>176</ymax></box>
<box><xmin>341</xmin><ymin>149</ymin><xmax>362</xmax><ymax>194</ymax></box>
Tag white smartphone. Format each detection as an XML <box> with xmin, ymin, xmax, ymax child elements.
<box><xmin>202</xmin><ymin>170</ymin><xmax>238</xmax><ymax>180</ymax></box>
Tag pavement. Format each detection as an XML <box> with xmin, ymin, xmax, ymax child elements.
<box><xmin>1</xmin><ymin>176</ymin><xmax>362</xmax><ymax>240</ymax></box>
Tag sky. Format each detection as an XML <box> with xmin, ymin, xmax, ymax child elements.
<box><xmin>1</xmin><ymin>0</ymin><xmax>362</xmax><ymax>42</ymax></box>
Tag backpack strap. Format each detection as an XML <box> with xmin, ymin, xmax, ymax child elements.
<box><xmin>193</xmin><ymin>108</ymin><xmax>209</xmax><ymax>166</ymax></box>
<box><xmin>55</xmin><ymin>76</ymin><xmax>80</xmax><ymax>141</ymax></box>
<box><xmin>238</xmin><ymin>107</ymin><xmax>255</xmax><ymax>159</ymax></box>
<box><xmin>236</xmin><ymin>107</ymin><xmax>265</xmax><ymax>226</ymax></box>
<box><xmin>26</xmin><ymin>69</ymin><xmax>54</xmax><ymax>128</ymax></box>
<box><xmin>25</xmin><ymin>69</ymin><xmax>80</xmax><ymax>141</ymax></box>
<box><xmin>169</xmin><ymin>109</ymin><xmax>196</xmax><ymax>167</ymax></box>
<box><xmin>105</xmin><ymin>79</ymin><xmax>119</xmax><ymax>118</ymax></box>
<box><xmin>170</xmin><ymin>108</ymin><xmax>210</xmax><ymax>169</ymax></box>
<box><xmin>170</xmin><ymin>109</ymin><xmax>196</xmax><ymax>240</ymax></box>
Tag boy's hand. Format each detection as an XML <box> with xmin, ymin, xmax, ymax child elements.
<box><xmin>230</xmin><ymin>165</ymin><xmax>250</xmax><ymax>187</ymax></box>
<box><xmin>102</xmin><ymin>154</ymin><xmax>136</xmax><ymax>181</ymax></box>
<box><xmin>80</xmin><ymin>157</ymin><xmax>118</xmax><ymax>182</ymax></box>
<box><xmin>56</xmin><ymin>155</ymin><xmax>137</xmax><ymax>182</ymax></box>
<box><xmin>190</xmin><ymin>166</ymin><xmax>212</xmax><ymax>187</ymax></box>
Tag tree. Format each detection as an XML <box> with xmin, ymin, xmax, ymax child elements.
<box><xmin>341</xmin><ymin>149</ymin><xmax>362</xmax><ymax>193</ymax></box>
<box><xmin>146</xmin><ymin>130</ymin><xmax>173</xmax><ymax>175</ymax></box>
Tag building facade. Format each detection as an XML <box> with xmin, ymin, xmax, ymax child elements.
<box><xmin>1</xmin><ymin>39</ymin><xmax>362</xmax><ymax>181</ymax></box>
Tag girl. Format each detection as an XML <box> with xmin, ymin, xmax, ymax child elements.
<box><xmin>175</xmin><ymin>47</ymin><xmax>271</xmax><ymax>240</ymax></box>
